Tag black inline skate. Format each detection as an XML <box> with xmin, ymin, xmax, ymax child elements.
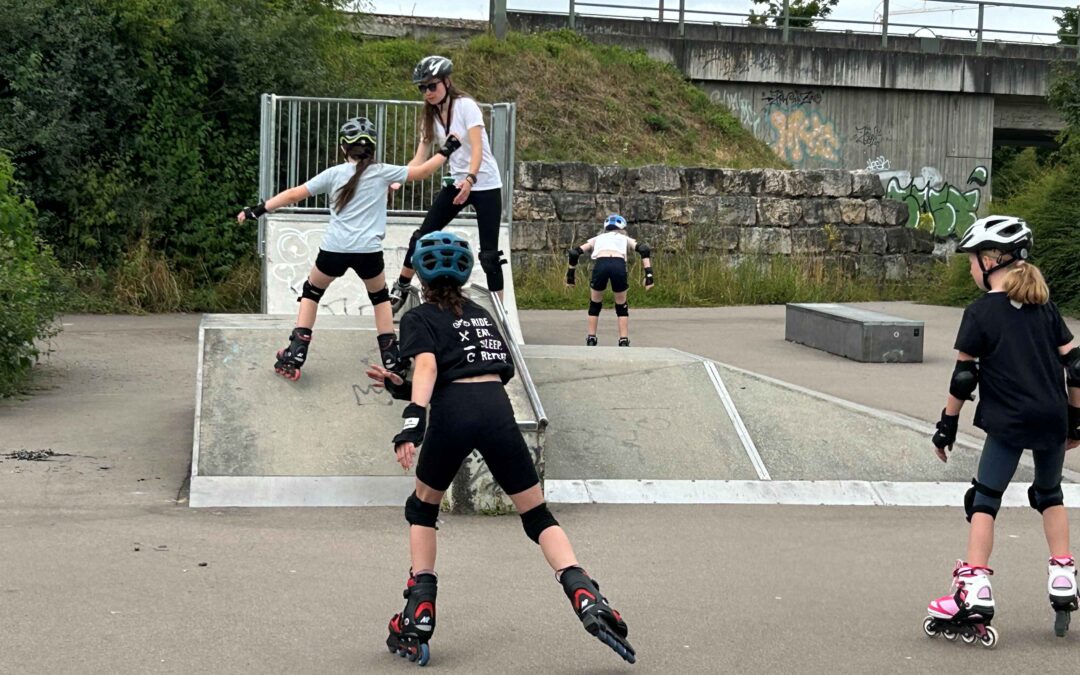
<box><xmin>273</xmin><ymin>327</ymin><xmax>312</xmax><ymax>381</ymax></box>
<box><xmin>585</xmin><ymin>335</ymin><xmax>598</xmax><ymax>347</ymax></box>
<box><xmin>559</xmin><ymin>566</ymin><xmax>636</xmax><ymax>663</ymax></box>
<box><xmin>386</xmin><ymin>572</ymin><xmax>437</xmax><ymax>666</ymax></box>
<box><xmin>618</xmin><ymin>337</ymin><xmax>630</xmax><ymax>347</ymax></box>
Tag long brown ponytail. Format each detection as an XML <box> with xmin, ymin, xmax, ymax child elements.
<box><xmin>333</xmin><ymin>143</ymin><xmax>374</xmax><ymax>212</ymax></box>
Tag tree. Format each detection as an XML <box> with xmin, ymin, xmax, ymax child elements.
<box><xmin>748</xmin><ymin>0</ymin><xmax>840</xmax><ymax>30</ymax></box>
<box><xmin>1055</xmin><ymin>7</ymin><xmax>1079</xmax><ymax>46</ymax></box>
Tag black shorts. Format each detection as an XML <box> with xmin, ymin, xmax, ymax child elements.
<box><xmin>314</xmin><ymin>250</ymin><xmax>385</xmax><ymax>280</ymax></box>
<box><xmin>590</xmin><ymin>257</ymin><xmax>629</xmax><ymax>293</ymax></box>
<box><xmin>416</xmin><ymin>381</ymin><xmax>539</xmax><ymax>496</ymax></box>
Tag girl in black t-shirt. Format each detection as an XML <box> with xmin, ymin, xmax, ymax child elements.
<box><xmin>365</xmin><ymin>232</ymin><xmax>635</xmax><ymax>666</ymax></box>
<box><xmin>923</xmin><ymin>216</ymin><xmax>1080</xmax><ymax>644</ymax></box>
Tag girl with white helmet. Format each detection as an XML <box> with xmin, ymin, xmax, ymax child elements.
<box><xmin>388</xmin><ymin>55</ymin><xmax>508</xmax><ymax>313</ymax></box>
<box><xmin>565</xmin><ymin>213</ymin><xmax>655</xmax><ymax>346</ymax></box>
<box><xmin>922</xmin><ymin>215</ymin><xmax>1080</xmax><ymax>645</ymax></box>
<box><xmin>237</xmin><ymin>117</ymin><xmax>460</xmax><ymax>380</ymax></box>
<box><xmin>366</xmin><ymin>232</ymin><xmax>635</xmax><ymax>666</ymax></box>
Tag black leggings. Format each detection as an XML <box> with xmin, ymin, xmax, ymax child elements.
<box><xmin>404</xmin><ymin>185</ymin><xmax>504</xmax><ymax>291</ymax></box>
<box><xmin>972</xmin><ymin>435</ymin><xmax>1066</xmax><ymax>513</ymax></box>
<box><xmin>415</xmin><ymin>381</ymin><xmax>539</xmax><ymax>496</ymax></box>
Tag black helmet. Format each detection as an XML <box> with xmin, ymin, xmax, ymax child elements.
<box><xmin>339</xmin><ymin>117</ymin><xmax>377</xmax><ymax>147</ymax></box>
<box><xmin>412</xmin><ymin>55</ymin><xmax>453</xmax><ymax>84</ymax></box>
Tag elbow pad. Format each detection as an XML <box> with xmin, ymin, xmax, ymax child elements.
<box><xmin>949</xmin><ymin>360</ymin><xmax>979</xmax><ymax>401</ymax></box>
<box><xmin>1063</xmin><ymin>346</ymin><xmax>1080</xmax><ymax>387</ymax></box>
<box><xmin>568</xmin><ymin>246</ymin><xmax>584</xmax><ymax>266</ymax></box>
<box><xmin>635</xmin><ymin>242</ymin><xmax>651</xmax><ymax>259</ymax></box>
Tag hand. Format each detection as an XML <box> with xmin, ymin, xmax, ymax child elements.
<box><xmin>366</xmin><ymin>364</ymin><xmax>404</xmax><ymax>389</ymax></box>
<box><xmin>931</xmin><ymin>409</ymin><xmax>959</xmax><ymax>463</ymax></box>
<box><xmin>565</xmin><ymin>268</ymin><xmax>576</xmax><ymax>287</ymax></box>
<box><xmin>437</xmin><ymin>135</ymin><xmax>461</xmax><ymax>158</ymax></box>
<box><xmin>395</xmin><ymin>442</ymin><xmax>417</xmax><ymax>471</ymax></box>
<box><xmin>236</xmin><ymin>210</ymin><xmax>247</xmax><ymax>223</ymax></box>
<box><xmin>452</xmin><ymin>178</ymin><xmax>472</xmax><ymax>205</ymax></box>
<box><xmin>643</xmin><ymin>267</ymin><xmax>655</xmax><ymax>290</ymax></box>
<box><xmin>389</xmin><ymin>182</ymin><xmax>402</xmax><ymax>193</ymax></box>
<box><xmin>237</xmin><ymin>201</ymin><xmax>266</xmax><ymax>223</ymax></box>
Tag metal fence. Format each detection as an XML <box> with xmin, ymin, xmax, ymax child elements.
<box><xmin>257</xmin><ymin>94</ymin><xmax>516</xmax><ymax>256</ymax></box>
<box><xmin>503</xmin><ymin>0</ymin><xmax>1080</xmax><ymax>55</ymax></box>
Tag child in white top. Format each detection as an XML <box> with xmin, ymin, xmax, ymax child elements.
<box><xmin>565</xmin><ymin>214</ymin><xmax>654</xmax><ymax>346</ymax></box>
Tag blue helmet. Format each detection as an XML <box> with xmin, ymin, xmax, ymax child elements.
<box><xmin>604</xmin><ymin>214</ymin><xmax>627</xmax><ymax>230</ymax></box>
<box><xmin>411</xmin><ymin>232</ymin><xmax>473</xmax><ymax>286</ymax></box>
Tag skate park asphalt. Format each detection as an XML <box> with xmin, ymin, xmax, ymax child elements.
<box><xmin>3</xmin><ymin>304</ymin><xmax>1080</xmax><ymax>674</ymax></box>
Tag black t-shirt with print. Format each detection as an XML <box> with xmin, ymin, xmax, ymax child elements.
<box><xmin>954</xmin><ymin>292</ymin><xmax>1073</xmax><ymax>449</ymax></box>
<box><xmin>399</xmin><ymin>299</ymin><xmax>515</xmax><ymax>389</ymax></box>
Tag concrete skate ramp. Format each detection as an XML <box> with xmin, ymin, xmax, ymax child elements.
<box><xmin>191</xmin><ymin>294</ymin><xmax>542</xmax><ymax>508</ymax></box>
<box><xmin>521</xmin><ymin>346</ymin><xmax>764</xmax><ymax>481</ymax></box>
<box><xmin>262</xmin><ymin>213</ymin><xmax>521</xmax><ymax>343</ymax></box>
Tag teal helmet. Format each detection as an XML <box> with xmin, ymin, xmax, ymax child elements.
<box><xmin>411</xmin><ymin>232</ymin><xmax>473</xmax><ymax>286</ymax></box>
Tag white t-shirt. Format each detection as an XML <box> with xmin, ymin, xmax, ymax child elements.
<box><xmin>305</xmin><ymin>162</ymin><xmax>409</xmax><ymax>253</ymax></box>
<box><xmin>589</xmin><ymin>231</ymin><xmax>638</xmax><ymax>259</ymax></box>
<box><xmin>432</xmin><ymin>97</ymin><xmax>502</xmax><ymax>191</ymax></box>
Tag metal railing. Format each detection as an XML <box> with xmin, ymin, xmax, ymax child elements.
<box><xmin>500</xmin><ymin>1</ymin><xmax>1080</xmax><ymax>55</ymax></box>
<box><xmin>257</xmin><ymin>94</ymin><xmax>516</xmax><ymax>255</ymax></box>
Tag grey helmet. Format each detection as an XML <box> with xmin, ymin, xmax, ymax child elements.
<box><xmin>412</xmin><ymin>55</ymin><xmax>453</xmax><ymax>84</ymax></box>
<box><xmin>339</xmin><ymin>117</ymin><xmax>377</xmax><ymax>147</ymax></box>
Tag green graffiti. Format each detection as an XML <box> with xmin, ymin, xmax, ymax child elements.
<box><xmin>884</xmin><ymin>166</ymin><xmax>986</xmax><ymax>238</ymax></box>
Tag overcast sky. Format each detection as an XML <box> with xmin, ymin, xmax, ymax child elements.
<box><xmin>369</xmin><ymin>0</ymin><xmax>1076</xmax><ymax>43</ymax></box>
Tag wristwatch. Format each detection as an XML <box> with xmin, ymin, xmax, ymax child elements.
<box><xmin>465</xmin><ymin>173</ymin><xmax>477</xmax><ymax>185</ymax></box>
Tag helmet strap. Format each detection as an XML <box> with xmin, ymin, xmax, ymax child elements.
<box><xmin>978</xmin><ymin>252</ymin><xmax>1019</xmax><ymax>290</ymax></box>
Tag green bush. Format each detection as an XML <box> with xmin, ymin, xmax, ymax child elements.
<box><xmin>0</xmin><ymin>153</ymin><xmax>63</xmax><ymax>397</ymax></box>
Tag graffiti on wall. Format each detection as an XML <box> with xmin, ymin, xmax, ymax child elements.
<box><xmin>852</xmin><ymin>125</ymin><xmax>887</xmax><ymax>147</ymax></box>
<box><xmin>769</xmin><ymin>108</ymin><xmax>842</xmax><ymax>165</ymax></box>
<box><xmin>865</xmin><ymin>155</ymin><xmax>891</xmax><ymax>172</ymax></box>
<box><xmin>711</xmin><ymin>88</ymin><xmax>841</xmax><ymax>167</ymax></box>
<box><xmin>881</xmin><ymin>166</ymin><xmax>988</xmax><ymax>238</ymax></box>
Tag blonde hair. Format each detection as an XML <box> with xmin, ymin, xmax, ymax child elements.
<box><xmin>984</xmin><ymin>249</ymin><xmax>1049</xmax><ymax>305</ymax></box>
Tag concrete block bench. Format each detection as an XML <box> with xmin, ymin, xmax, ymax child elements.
<box><xmin>785</xmin><ymin>303</ymin><xmax>924</xmax><ymax>363</ymax></box>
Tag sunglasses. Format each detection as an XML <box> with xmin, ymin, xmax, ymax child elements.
<box><xmin>417</xmin><ymin>82</ymin><xmax>440</xmax><ymax>93</ymax></box>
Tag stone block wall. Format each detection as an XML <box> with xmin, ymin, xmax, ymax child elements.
<box><xmin>511</xmin><ymin>162</ymin><xmax>937</xmax><ymax>281</ymax></box>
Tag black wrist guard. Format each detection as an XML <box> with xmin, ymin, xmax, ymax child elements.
<box><xmin>1069</xmin><ymin>405</ymin><xmax>1080</xmax><ymax>442</ymax></box>
<box><xmin>384</xmin><ymin>377</ymin><xmax>413</xmax><ymax>402</ymax></box>
<box><xmin>566</xmin><ymin>268</ymin><xmax>576</xmax><ymax>285</ymax></box>
<box><xmin>932</xmin><ymin>409</ymin><xmax>960</xmax><ymax>450</ymax></box>
<box><xmin>644</xmin><ymin>267</ymin><xmax>654</xmax><ymax>285</ymax></box>
<box><xmin>243</xmin><ymin>201</ymin><xmax>267</xmax><ymax>220</ymax></box>
<box><xmin>392</xmin><ymin>403</ymin><xmax>427</xmax><ymax>449</ymax></box>
<box><xmin>437</xmin><ymin>136</ymin><xmax>461</xmax><ymax>158</ymax></box>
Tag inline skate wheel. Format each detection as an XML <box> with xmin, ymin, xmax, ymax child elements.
<box><xmin>961</xmin><ymin>632</ymin><xmax>976</xmax><ymax>644</ymax></box>
<box><xmin>922</xmin><ymin>617</ymin><xmax>939</xmax><ymax>638</ymax></box>
<box><xmin>1055</xmin><ymin>610</ymin><xmax>1071</xmax><ymax>637</ymax></box>
<box><xmin>943</xmin><ymin>629</ymin><xmax>957</xmax><ymax>641</ymax></box>
<box><xmin>979</xmin><ymin>626</ymin><xmax>998</xmax><ymax>649</ymax></box>
<box><xmin>416</xmin><ymin>643</ymin><xmax>430</xmax><ymax>667</ymax></box>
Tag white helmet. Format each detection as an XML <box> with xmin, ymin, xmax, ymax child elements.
<box><xmin>958</xmin><ymin>215</ymin><xmax>1032</xmax><ymax>257</ymax></box>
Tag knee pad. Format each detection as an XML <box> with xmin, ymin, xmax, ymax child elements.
<box><xmin>588</xmin><ymin>301</ymin><xmax>603</xmax><ymax>317</ymax></box>
<box><xmin>615</xmin><ymin>302</ymin><xmax>629</xmax><ymax>317</ymax></box>
<box><xmin>949</xmin><ymin>360</ymin><xmax>979</xmax><ymax>401</ymax></box>
<box><xmin>405</xmin><ymin>492</ymin><xmax>440</xmax><ymax>529</ymax></box>
<box><xmin>403</xmin><ymin>229</ymin><xmax>423</xmax><ymax>269</ymax></box>
<box><xmin>300</xmin><ymin>280</ymin><xmax>326</xmax><ymax>303</ymax></box>
<box><xmin>367</xmin><ymin>286</ymin><xmax>390</xmax><ymax>306</ymax></box>
<box><xmin>479</xmin><ymin>250</ymin><xmax>506</xmax><ymax>290</ymax></box>
<box><xmin>965</xmin><ymin>480</ymin><xmax>1003</xmax><ymax>522</ymax></box>
<box><xmin>520</xmin><ymin>502</ymin><xmax>559</xmax><ymax>544</ymax></box>
<box><xmin>1029</xmin><ymin>482</ymin><xmax>1064</xmax><ymax>513</ymax></box>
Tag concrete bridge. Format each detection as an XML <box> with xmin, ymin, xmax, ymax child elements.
<box><xmin>365</xmin><ymin>10</ymin><xmax>1075</xmax><ymax>233</ymax></box>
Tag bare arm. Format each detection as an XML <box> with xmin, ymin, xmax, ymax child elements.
<box><xmin>409</xmin><ymin>353</ymin><xmax>437</xmax><ymax>407</ymax></box>
<box><xmin>406</xmin><ymin>153</ymin><xmax>448</xmax><ymax>182</ymax></box>
<box><xmin>237</xmin><ymin>185</ymin><xmax>310</xmax><ymax>222</ymax></box>
<box><xmin>467</xmin><ymin>125</ymin><xmax>483</xmax><ymax>178</ymax></box>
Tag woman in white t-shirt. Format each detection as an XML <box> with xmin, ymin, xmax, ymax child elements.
<box><xmin>389</xmin><ymin>55</ymin><xmax>506</xmax><ymax>313</ymax></box>
<box><xmin>565</xmin><ymin>214</ymin><xmax>655</xmax><ymax>347</ymax></box>
<box><xmin>237</xmin><ymin>117</ymin><xmax>459</xmax><ymax>381</ymax></box>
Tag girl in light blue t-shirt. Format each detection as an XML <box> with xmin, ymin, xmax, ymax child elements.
<box><xmin>238</xmin><ymin>117</ymin><xmax>460</xmax><ymax>380</ymax></box>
